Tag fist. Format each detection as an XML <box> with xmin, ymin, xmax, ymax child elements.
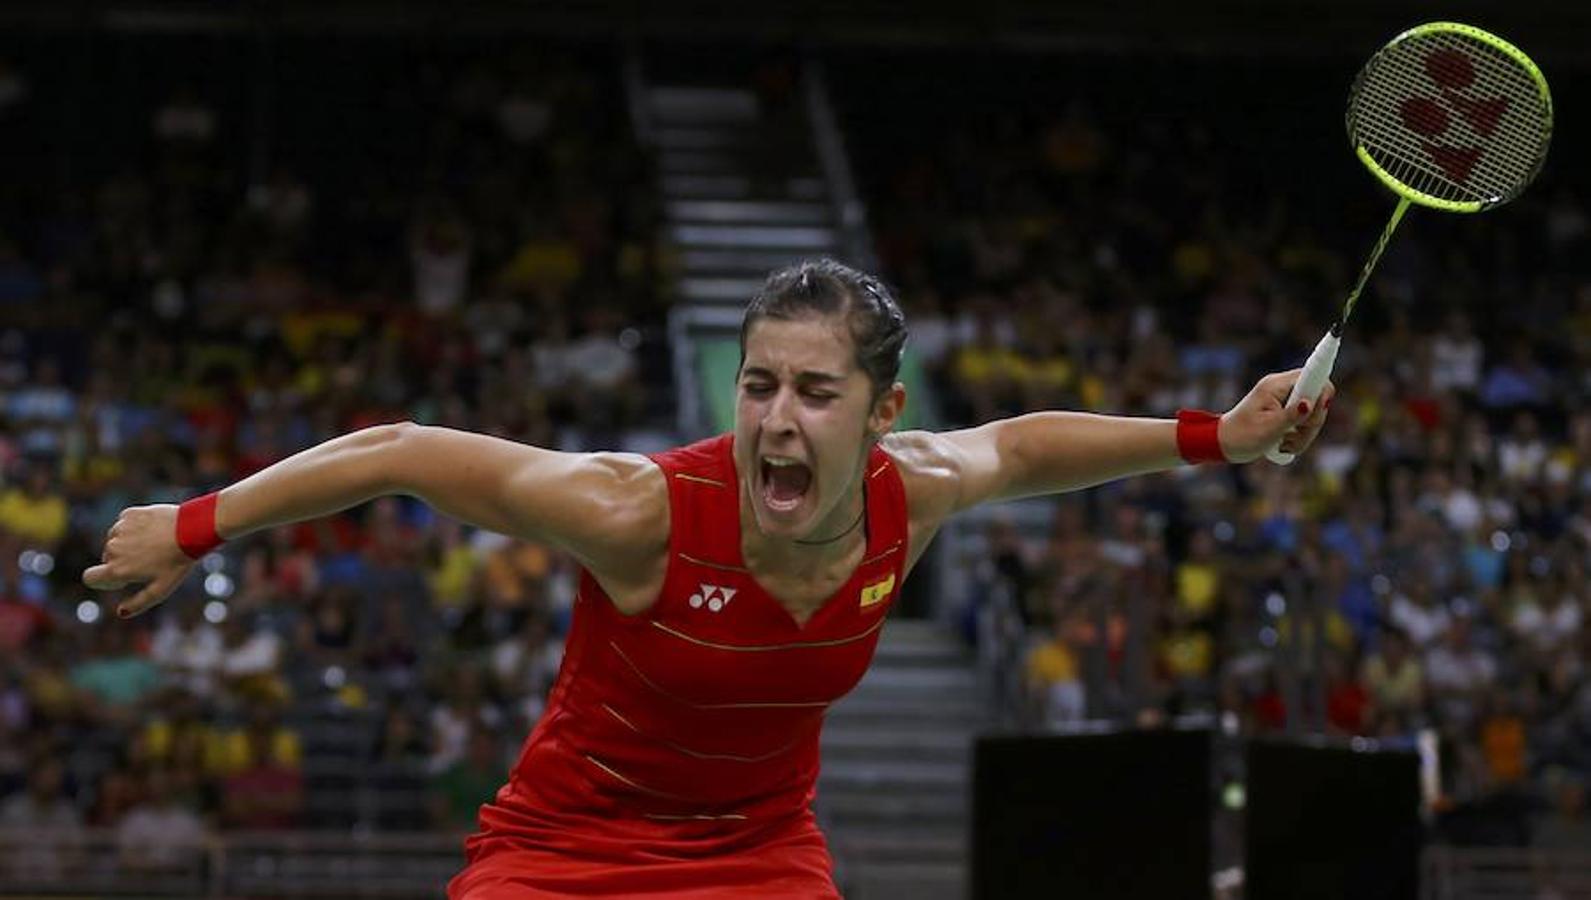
<box><xmin>82</xmin><ymin>504</ymin><xmax>197</xmax><ymax>618</ymax></box>
<box><xmin>1218</xmin><ymin>368</ymin><xmax>1336</xmax><ymax>464</ymax></box>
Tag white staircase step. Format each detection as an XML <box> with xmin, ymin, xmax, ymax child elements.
<box><xmin>648</xmin><ymin>87</ymin><xmax>760</xmax><ymax>123</ymax></box>
<box><xmin>828</xmin><ymin>693</ymin><xmax>987</xmax><ymax>726</ymax></box>
<box><xmin>844</xmin><ymin>862</ymin><xmax>965</xmax><ymax>900</ymax></box>
<box><xmin>668</xmin><ymin>223</ymin><xmax>839</xmax><ymax>250</ymax></box>
<box><xmin>871</xmin><ymin>639</ymin><xmax>972</xmax><ymax>668</ymax></box>
<box><xmin>659</xmin><ymin>150</ymin><xmax>747</xmax><ymax>175</ymax></box>
<box><xmin>667</xmin><ymin>199</ymin><xmax>833</xmax><ymax>225</ymax></box>
<box><xmin>853</xmin><ymin>666</ymin><xmax>978</xmax><ymax>693</ymax></box>
<box><xmin>662</xmin><ymin>174</ymin><xmax>828</xmax><ymax>200</ymax></box>
<box><xmin>679</xmin><ymin>248</ymin><xmax>810</xmax><ymax>275</ymax></box>
<box><xmin>654</xmin><ymin>126</ymin><xmax>757</xmax><ymax>150</ymax></box>
<box><xmin>823</xmin><ymin>791</ymin><xmax>967</xmax><ymax>827</ymax></box>
<box><xmin>821</xmin><ymin>724</ymin><xmax>973</xmax><ymax>761</ymax></box>
<box><xmin>820</xmin><ymin>760</ymin><xmax>967</xmax><ymax>793</ymax></box>
<box><xmin>832</xmin><ymin>830</ymin><xmax>966</xmax><ymax>863</ymax></box>
<box><xmin>677</xmin><ymin>276</ymin><xmax>769</xmax><ymax>303</ymax></box>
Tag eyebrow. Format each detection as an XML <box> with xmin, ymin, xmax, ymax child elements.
<box><xmin>740</xmin><ymin>366</ymin><xmax>845</xmax><ymax>385</ymax></box>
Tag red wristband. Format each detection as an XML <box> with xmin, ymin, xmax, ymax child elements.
<box><xmin>176</xmin><ymin>492</ymin><xmax>225</xmax><ymax>559</ymax></box>
<box><xmin>1176</xmin><ymin>409</ymin><xmax>1227</xmax><ymax>465</ymax></box>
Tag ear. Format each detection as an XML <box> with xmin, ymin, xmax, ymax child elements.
<box><xmin>867</xmin><ymin>382</ymin><xmax>907</xmax><ymax>439</ymax></box>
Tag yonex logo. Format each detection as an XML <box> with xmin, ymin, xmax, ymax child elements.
<box><xmin>688</xmin><ymin>584</ymin><xmax>738</xmax><ymax>612</ymax></box>
<box><xmin>1397</xmin><ymin>48</ymin><xmax>1509</xmax><ymax>184</ymax></box>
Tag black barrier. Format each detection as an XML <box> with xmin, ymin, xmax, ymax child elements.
<box><xmin>1245</xmin><ymin>737</ymin><xmax>1422</xmax><ymax>900</ymax></box>
<box><xmin>971</xmin><ymin>729</ymin><xmax>1422</xmax><ymax>900</ymax></box>
<box><xmin>971</xmin><ymin>729</ymin><xmax>1213</xmax><ymax>900</ymax></box>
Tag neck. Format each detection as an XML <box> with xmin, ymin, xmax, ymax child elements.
<box><xmin>740</xmin><ymin>482</ymin><xmax>866</xmax><ymax>573</ymax></box>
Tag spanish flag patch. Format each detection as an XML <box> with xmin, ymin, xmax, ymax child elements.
<box><xmin>859</xmin><ymin>574</ymin><xmax>895</xmax><ymax>610</ymax></box>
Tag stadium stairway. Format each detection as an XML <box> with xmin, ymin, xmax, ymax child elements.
<box><xmin>821</xmin><ymin>618</ymin><xmax>985</xmax><ymax>900</ymax></box>
<box><xmin>645</xmin><ymin>84</ymin><xmax>842</xmax><ymax>307</ymax></box>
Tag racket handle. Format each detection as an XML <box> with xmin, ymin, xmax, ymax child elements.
<box><xmin>1265</xmin><ymin>330</ymin><xmax>1340</xmax><ymax>466</ymax></box>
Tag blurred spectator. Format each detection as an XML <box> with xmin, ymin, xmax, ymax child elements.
<box><xmin>218</xmin><ymin>610</ymin><xmax>286</xmax><ymax>704</ymax></box>
<box><xmin>1425</xmin><ymin>617</ymin><xmax>1499</xmax><ymax>730</ymax></box>
<box><xmin>491</xmin><ymin>612</ymin><xmax>562</xmax><ymax>729</ymax></box>
<box><xmin>115</xmin><ymin>767</ymin><xmax>207</xmax><ymax>874</ymax></box>
<box><xmin>1023</xmin><ymin>607</ymin><xmax>1085</xmax><ymax>727</ymax></box>
<box><xmin>70</xmin><ymin>623</ymin><xmax>161</xmax><ymax>726</ymax></box>
<box><xmin>150</xmin><ymin>603</ymin><xmax>225</xmax><ymax>698</ymax></box>
<box><xmin>412</xmin><ymin>205</ymin><xmax>472</xmax><ymax>318</ymax></box>
<box><xmin>1323</xmin><ymin>649</ymin><xmax>1370</xmax><ymax>736</ymax></box>
<box><xmin>0</xmin><ymin>756</ymin><xmax>81</xmax><ymax>882</ymax></box>
<box><xmin>0</xmin><ymin>459</ymin><xmax>70</xmax><ymax>550</ymax></box>
<box><xmin>296</xmin><ymin>584</ymin><xmax>362</xmax><ymax>669</ymax></box>
<box><xmin>220</xmin><ymin>714</ymin><xmax>304</xmax><ymax>829</ymax></box>
<box><xmin>429</xmin><ymin>724</ymin><xmax>507</xmax><ymax>831</ymax></box>
<box><xmin>1360</xmin><ymin>629</ymin><xmax>1424</xmax><ymax>733</ymax></box>
<box><xmin>1533</xmin><ymin>769</ymin><xmax>1591</xmax><ymax>852</ymax></box>
<box><xmin>427</xmin><ymin>664</ymin><xmax>502</xmax><ymax>776</ymax></box>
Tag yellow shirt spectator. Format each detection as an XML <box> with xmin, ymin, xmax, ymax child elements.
<box><xmin>1025</xmin><ymin>636</ymin><xmax>1080</xmax><ymax>688</ymax></box>
<box><xmin>1160</xmin><ymin>629</ymin><xmax>1214</xmax><ymax>679</ymax></box>
<box><xmin>207</xmin><ymin>727</ymin><xmax>303</xmax><ymax>777</ymax></box>
<box><xmin>1175</xmin><ymin>562</ymin><xmax>1220</xmax><ymax>619</ymax></box>
<box><xmin>0</xmin><ymin>486</ymin><xmax>68</xmax><ymax>547</ymax></box>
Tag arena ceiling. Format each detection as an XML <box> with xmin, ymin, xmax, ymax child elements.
<box><xmin>2</xmin><ymin>0</ymin><xmax>1589</xmax><ymax>63</ymax></box>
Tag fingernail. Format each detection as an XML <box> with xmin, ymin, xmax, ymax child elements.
<box><xmin>1296</xmin><ymin>401</ymin><xmax>1310</xmax><ymax>417</ymax></box>
<box><xmin>117</xmin><ymin>607</ymin><xmax>130</xmax><ymax>619</ymax></box>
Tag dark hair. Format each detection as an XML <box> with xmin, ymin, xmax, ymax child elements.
<box><xmin>738</xmin><ymin>258</ymin><xmax>908</xmax><ymax>396</ymax></box>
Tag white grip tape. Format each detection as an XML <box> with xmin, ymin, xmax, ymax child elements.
<box><xmin>1265</xmin><ymin>331</ymin><xmax>1340</xmax><ymax>466</ymax></box>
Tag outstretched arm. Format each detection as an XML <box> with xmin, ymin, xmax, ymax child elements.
<box><xmin>893</xmin><ymin>368</ymin><xmax>1336</xmax><ymax>516</ymax></box>
<box><xmin>82</xmin><ymin>423</ymin><xmax>666</xmax><ymax>617</ymax></box>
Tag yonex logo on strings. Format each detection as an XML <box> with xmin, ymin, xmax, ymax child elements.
<box><xmin>689</xmin><ymin>584</ymin><xmax>737</xmax><ymax>612</ymax></box>
<box><xmin>1396</xmin><ymin>48</ymin><xmax>1509</xmax><ymax>184</ymax></box>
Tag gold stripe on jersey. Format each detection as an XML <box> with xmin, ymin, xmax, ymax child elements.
<box><xmin>644</xmin><ymin>812</ymin><xmax>750</xmax><ymax>821</ymax></box>
<box><xmin>678</xmin><ymin>552</ymin><xmax>749</xmax><ymax>574</ymax></box>
<box><xmin>649</xmin><ymin>617</ymin><xmax>884</xmax><ymax>652</ymax></box>
<box><xmin>609</xmin><ymin>641</ymin><xmax>833</xmax><ymax>709</ymax></box>
<box><xmin>860</xmin><ymin>541</ymin><xmax>902</xmax><ymax>568</ymax></box>
<box><xmin>675</xmin><ymin>473</ymin><xmax>728</xmax><ymax>488</ymax></box>
<box><xmin>583</xmin><ymin>753</ymin><xmax>692</xmax><ymax>800</ymax></box>
<box><xmin>602</xmin><ymin>703</ymin><xmax>804</xmax><ymax>763</ymax></box>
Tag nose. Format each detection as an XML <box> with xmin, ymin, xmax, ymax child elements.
<box><xmin>762</xmin><ymin>387</ymin><xmax>798</xmax><ymax>437</ymax></box>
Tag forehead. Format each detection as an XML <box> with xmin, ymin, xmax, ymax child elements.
<box><xmin>742</xmin><ymin>316</ymin><xmax>859</xmax><ymax>378</ymax></box>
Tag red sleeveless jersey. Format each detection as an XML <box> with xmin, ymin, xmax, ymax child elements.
<box><xmin>448</xmin><ymin>433</ymin><xmax>909</xmax><ymax>898</ymax></box>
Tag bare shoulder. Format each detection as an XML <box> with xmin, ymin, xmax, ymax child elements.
<box><xmin>878</xmin><ymin>430</ymin><xmax>965</xmax><ymax>530</ymax></box>
<box><xmin>561</xmin><ymin>451</ymin><xmax>671</xmax><ymax>614</ymax></box>
<box><xmin>571</xmin><ymin>451</ymin><xmax>670</xmax><ymax>558</ymax></box>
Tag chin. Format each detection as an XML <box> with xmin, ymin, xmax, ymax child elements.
<box><xmin>751</xmin><ymin>501</ymin><xmax>812</xmax><ymax>540</ymax></box>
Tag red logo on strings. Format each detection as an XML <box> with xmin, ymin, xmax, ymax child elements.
<box><xmin>1395</xmin><ymin>48</ymin><xmax>1509</xmax><ymax>183</ymax></box>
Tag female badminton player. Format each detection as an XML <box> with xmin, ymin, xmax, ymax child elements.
<box><xmin>82</xmin><ymin>258</ymin><xmax>1333</xmax><ymax>898</ymax></box>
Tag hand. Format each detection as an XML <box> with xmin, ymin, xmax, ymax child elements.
<box><xmin>1218</xmin><ymin>368</ymin><xmax>1336</xmax><ymax>464</ymax></box>
<box><xmin>82</xmin><ymin>504</ymin><xmax>197</xmax><ymax>618</ymax></box>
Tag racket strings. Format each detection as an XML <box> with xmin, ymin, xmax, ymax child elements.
<box><xmin>1352</xmin><ymin>31</ymin><xmax>1549</xmax><ymax>206</ymax></box>
<box><xmin>1361</xmin><ymin>34</ymin><xmax>1545</xmax><ymax>196</ymax></box>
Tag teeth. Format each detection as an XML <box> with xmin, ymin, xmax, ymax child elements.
<box><xmin>765</xmin><ymin>456</ymin><xmax>802</xmax><ymax>467</ymax></box>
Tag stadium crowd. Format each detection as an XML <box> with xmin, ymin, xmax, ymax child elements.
<box><xmin>0</xmin><ymin>38</ymin><xmax>1585</xmax><ymax>879</ymax></box>
<box><xmin>0</xmin><ymin>35</ymin><xmax>661</xmax><ymax>871</ymax></box>
<box><xmin>836</xmin><ymin>51</ymin><xmax>1591</xmax><ymax>847</ymax></box>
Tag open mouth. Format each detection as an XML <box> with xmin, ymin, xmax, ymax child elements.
<box><xmin>759</xmin><ymin>455</ymin><xmax>813</xmax><ymax>513</ymax></box>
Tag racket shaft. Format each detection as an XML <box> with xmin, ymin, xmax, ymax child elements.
<box><xmin>1266</xmin><ymin>330</ymin><xmax>1340</xmax><ymax>465</ymax></box>
<box><xmin>1342</xmin><ymin>197</ymin><xmax>1411</xmax><ymax>324</ymax></box>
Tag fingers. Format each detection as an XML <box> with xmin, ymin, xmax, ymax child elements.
<box><xmin>1260</xmin><ymin>368</ymin><xmax>1306</xmax><ymax>407</ymax></box>
<box><xmin>81</xmin><ymin>563</ymin><xmax>131</xmax><ymax>591</ymax></box>
<box><xmin>118</xmin><ymin>568</ymin><xmax>185</xmax><ymax>619</ymax></box>
<box><xmin>1278</xmin><ymin>380</ymin><xmax>1337</xmax><ymax>455</ymax></box>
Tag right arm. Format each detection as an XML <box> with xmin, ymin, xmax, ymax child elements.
<box><xmin>83</xmin><ymin>422</ymin><xmax>668</xmax><ymax>617</ymax></box>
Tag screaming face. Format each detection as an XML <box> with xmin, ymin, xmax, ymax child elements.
<box><xmin>734</xmin><ymin>315</ymin><xmax>902</xmax><ymax>542</ymax></box>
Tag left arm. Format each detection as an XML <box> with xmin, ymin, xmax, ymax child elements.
<box><xmin>892</xmin><ymin>368</ymin><xmax>1336</xmax><ymax>515</ymax></box>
